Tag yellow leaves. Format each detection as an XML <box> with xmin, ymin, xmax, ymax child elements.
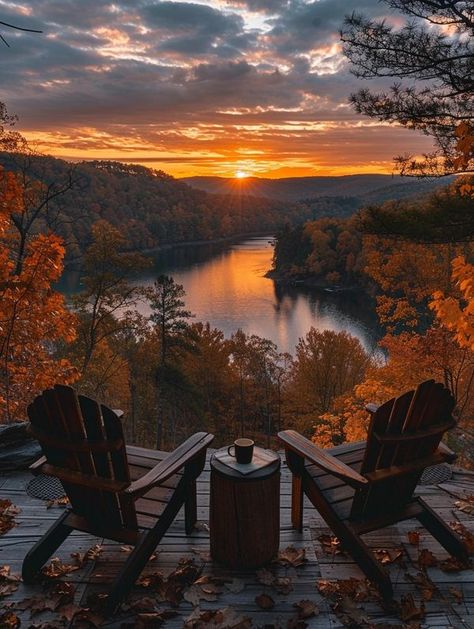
<box><xmin>430</xmin><ymin>255</ymin><xmax>474</xmax><ymax>351</ymax></box>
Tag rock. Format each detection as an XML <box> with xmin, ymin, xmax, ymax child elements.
<box><xmin>0</xmin><ymin>422</ymin><xmax>41</xmax><ymax>471</ymax></box>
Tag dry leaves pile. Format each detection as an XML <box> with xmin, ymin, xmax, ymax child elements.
<box><xmin>454</xmin><ymin>494</ymin><xmax>474</xmax><ymax>515</ymax></box>
<box><xmin>0</xmin><ymin>500</ymin><xmax>20</xmax><ymax>536</ymax></box>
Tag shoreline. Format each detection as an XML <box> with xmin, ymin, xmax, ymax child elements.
<box><xmin>264</xmin><ymin>269</ymin><xmax>362</xmax><ymax>292</ymax></box>
<box><xmin>64</xmin><ymin>231</ymin><xmax>275</xmax><ymax>271</ymax></box>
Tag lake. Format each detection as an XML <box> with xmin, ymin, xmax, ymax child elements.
<box><xmin>60</xmin><ymin>236</ymin><xmax>382</xmax><ymax>356</ymax></box>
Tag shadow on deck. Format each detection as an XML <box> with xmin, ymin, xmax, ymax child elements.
<box><xmin>0</xmin><ymin>449</ymin><xmax>473</xmax><ymax>628</ymax></box>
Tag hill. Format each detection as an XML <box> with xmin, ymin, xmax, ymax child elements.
<box><xmin>0</xmin><ymin>154</ymin><xmax>310</xmax><ymax>263</ymax></box>
<box><xmin>182</xmin><ymin>174</ymin><xmax>450</xmax><ymax>202</ymax></box>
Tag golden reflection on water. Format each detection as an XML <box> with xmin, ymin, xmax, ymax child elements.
<box><xmin>134</xmin><ymin>237</ymin><xmax>379</xmax><ymax>356</ymax></box>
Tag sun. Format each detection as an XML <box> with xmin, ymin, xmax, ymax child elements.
<box><xmin>235</xmin><ymin>170</ymin><xmax>249</xmax><ymax>179</ymax></box>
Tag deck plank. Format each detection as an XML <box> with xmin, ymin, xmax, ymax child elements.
<box><xmin>0</xmin><ymin>452</ymin><xmax>472</xmax><ymax>627</ymax></box>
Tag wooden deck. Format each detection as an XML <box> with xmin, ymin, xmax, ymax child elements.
<box><xmin>0</xmin><ymin>445</ymin><xmax>473</xmax><ymax>628</ymax></box>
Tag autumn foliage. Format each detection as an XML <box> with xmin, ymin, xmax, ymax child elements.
<box><xmin>0</xmin><ymin>167</ymin><xmax>78</xmax><ymax>422</ymax></box>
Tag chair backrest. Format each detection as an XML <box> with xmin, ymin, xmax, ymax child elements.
<box><xmin>28</xmin><ymin>385</ymin><xmax>137</xmax><ymax>530</ymax></box>
<box><xmin>353</xmin><ymin>380</ymin><xmax>456</xmax><ymax>516</ymax></box>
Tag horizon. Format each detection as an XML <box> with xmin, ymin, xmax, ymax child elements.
<box><xmin>1</xmin><ymin>0</ymin><xmax>435</xmax><ymax>179</ymax></box>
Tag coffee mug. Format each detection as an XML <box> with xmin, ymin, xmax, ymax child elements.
<box><xmin>228</xmin><ymin>438</ymin><xmax>254</xmax><ymax>464</ymax></box>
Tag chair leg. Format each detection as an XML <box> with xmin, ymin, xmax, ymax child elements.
<box><xmin>105</xmin><ymin>480</ymin><xmax>187</xmax><ymax>615</ymax></box>
<box><xmin>416</xmin><ymin>498</ymin><xmax>469</xmax><ymax>562</ymax></box>
<box><xmin>304</xmin><ymin>478</ymin><xmax>393</xmax><ymax>600</ymax></box>
<box><xmin>291</xmin><ymin>474</ymin><xmax>304</xmax><ymax>533</ymax></box>
<box><xmin>22</xmin><ymin>510</ymin><xmax>72</xmax><ymax>583</ymax></box>
<box><xmin>185</xmin><ymin>479</ymin><xmax>197</xmax><ymax>535</ymax></box>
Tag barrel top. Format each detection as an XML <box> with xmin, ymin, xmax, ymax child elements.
<box><xmin>210</xmin><ymin>446</ymin><xmax>280</xmax><ymax>480</ymax></box>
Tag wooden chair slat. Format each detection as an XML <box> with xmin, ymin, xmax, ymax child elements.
<box><xmin>360</xmin><ymin>397</ymin><xmax>393</xmax><ymax>474</ymax></box>
<box><xmin>24</xmin><ymin>385</ymin><xmax>214</xmax><ymax>613</ymax></box>
<box><xmin>279</xmin><ymin>380</ymin><xmax>466</xmax><ymax>602</ymax></box>
<box><xmin>101</xmin><ymin>404</ymin><xmax>137</xmax><ymax>529</ymax></box>
<box><xmin>79</xmin><ymin>395</ymin><xmax>123</xmax><ymax>526</ymax></box>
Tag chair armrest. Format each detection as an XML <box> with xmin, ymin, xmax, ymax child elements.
<box><xmin>30</xmin><ymin>456</ymin><xmax>46</xmax><ymax>474</ymax></box>
<box><xmin>278</xmin><ymin>430</ymin><xmax>368</xmax><ymax>489</ymax></box>
<box><xmin>126</xmin><ymin>432</ymin><xmax>214</xmax><ymax>498</ymax></box>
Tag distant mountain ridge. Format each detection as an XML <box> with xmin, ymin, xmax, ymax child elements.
<box><xmin>182</xmin><ymin>174</ymin><xmax>451</xmax><ymax>202</ymax></box>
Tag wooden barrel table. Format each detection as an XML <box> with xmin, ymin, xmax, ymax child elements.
<box><xmin>209</xmin><ymin>447</ymin><xmax>280</xmax><ymax>569</ymax></box>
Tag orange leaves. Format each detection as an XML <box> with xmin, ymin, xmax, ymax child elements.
<box><xmin>0</xmin><ymin>501</ymin><xmax>20</xmax><ymax>536</ymax></box>
<box><xmin>0</xmin><ymin>169</ymin><xmax>78</xmax><ymax>422</ymax></box>
<box><xmin>453</xmin><ymin>122</ymin><xmax>474</xmax><ymax>173</ymax></box>
<box><xmin>430</xmin><ymin>256</ymin><xmax>474</xmax><ymax>351</ymax></box>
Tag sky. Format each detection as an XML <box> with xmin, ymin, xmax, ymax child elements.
<box><xmin>0</xmin><ymin>0</ymin><xmax>435</xmax><ymax>178</ymax></box>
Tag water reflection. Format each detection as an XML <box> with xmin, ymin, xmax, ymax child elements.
<box><xmin>59</xmin><ymin>236</ymin><xmax>382</xmax><ymax>355</ymax></box>
<box><xmin>132</xmin><ymin>237</ymin><xmax>382</xmax><ymax>355</ymax></box>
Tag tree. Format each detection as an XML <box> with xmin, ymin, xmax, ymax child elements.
<box><xmin>287</xmin><ymin>328</ymin><xmax>372</xmax><ymax>439</ymax></box>
<box><xmin>341</xmin><ymin>0</ymin><xmax>474</xmax><ymax>176</ymax></box>
<box><xmin>72</xmin><ymin>220</ymin><xmax>149</xmax><ymax>386</ymax></box>
<box><xmin>358</xmin><ymin>178</ymin><xmax>474</xmax><ymax>243</ymax></box>
<box><xmin>0</xmin><ymin>168</ymin><xmax>78</xmax><ymax>422</ymax></box>
<box><xmin>148</xmin><ymin>275</ymin><xmax>194</xmax><ymax>448</ymax></box>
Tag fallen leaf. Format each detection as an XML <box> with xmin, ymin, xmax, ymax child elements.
<box><xmin>373</xmin><ymin>548</ymin><xmax>404</xmax><ymax>565</ymax></box>
<box><xmin>46</xmin><ymin>496</ymin><xmax>69</xmax><ymax>509</ymax></box>
<box><xmin>135</xmin><ymin>570</ymin><xmax>164</xmax><ymax>589</ymax></box>
<box><xmin>183</xmin><ymin>606</ymin><xmax>251</xmax><ymax>628</ymax></box>
<box><xmin>42</xmin><ymin>557</ymin><xmax>81</xmax><ymax>579</ymax></box>
<box><xmin>449</xmin><ymin>521</ymin><xmax>474</xmax><ymax>554</ymax></box>
<box><xmin>277</xmin><ymin>546</ymin><xmax>306</xmax><ymax>567</ymax></box>
<box><xmin>399</xmin><ymin>594</ymin><xmax>425</xmax><ymax>622</ymax></box>
<box><xmin>0</xmin><ymin>500</ymin><xmax>20</xmax><ymax>536</ymax></box>
<box><xmin>455</xmin><ymin>494</ymin><xmax>474</xmax><ymax>515</ymax></box>
<box><xmin>71</xmin><ymin>544</ymin><xmax>103</xmax><ymax>566</ymax></box>
<box><xmin>318</xmin><ymin>534</ymin><xmax>344</xmax><ymax>556</ymax></box>
<box><xmin>184</xmin><ymin>584</ymin><xmax>219</xmax><ymax>606</ymax></box>
<box><xmin>417</xmin><ymin>548</ymin><xmax>437</xmax><ymax>569</ymax></box>
<box><xmin>273</xmin><ymin>576</ymin><xmax>293</xmax><ymax>594</ymax></box>
<box><xmin>0</xmin><ymin>566</ymin><xmax>20</xmax><ymax>598</ymax></box>
<box><xmin>407</xmin><ymin>531</ymin><xmax>421</xmax><ymax>546</ymax></box>
<box><xmin>332</xmin><ymin>595</ymin><xmax>371</xmax><ymax>626</ymax></box>
<box><xmin>317</xmin><ymin>577</ymin><xmax>372</xmax><ymax>602</ymax></box>
<box><xmin>255</xmin><ymin>593</ymin><xmax>275</xmax><ymax>609</ymax></box>
<box><xmin>439</xmin><ymin>557</ymin><xmax>470</xmax><ymax>572</ymax></box>
<box><xmin>293</xmin><ymin>599</ymin><xmax>319</xmax><ymax>619</ymax></box>
<box><xmin>163</xmin><ymin>558</ymin><xmax>202</xmax><ymax>606</ymax></box>
<box><xmin>193</xmin><ymin>522</ymin><xmax>210</xmax><ymax>532</ymax></box>
<box><xmin>406</xmin><ymin>571</ymin><xmax>436</xmax><ymax>601</ymax></box>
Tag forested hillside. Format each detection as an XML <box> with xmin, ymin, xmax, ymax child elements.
<box><xmin>0</xmin><ymin>153</ymin><xmax>311</xmax><ymax>262</ymax></box>
<box><xmin>182</xmin><ymin>174</ymin><xmax>450</xmax><ymax>201</ymax></box>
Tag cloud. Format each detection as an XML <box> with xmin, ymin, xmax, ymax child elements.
<box><xmin>0</xmin><ymin>0</ymin><xmax>432</xmax><ymax>176</ymax></box>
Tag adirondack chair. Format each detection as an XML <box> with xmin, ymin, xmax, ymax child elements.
<box><xmin>23</xmin><ymin>385</ymin><xmax>214</xmax><ymax>613</ymax></box>
<box><xmin>279</xmin><ymin>380</ymin><xmax>468</xmax><ymax>600</ymax></box>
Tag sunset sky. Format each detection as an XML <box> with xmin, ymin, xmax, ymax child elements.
<box><xmin>0</xmin><ymin>0</ymin><xmax>434</xmax><ymax>178</ymax></box>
